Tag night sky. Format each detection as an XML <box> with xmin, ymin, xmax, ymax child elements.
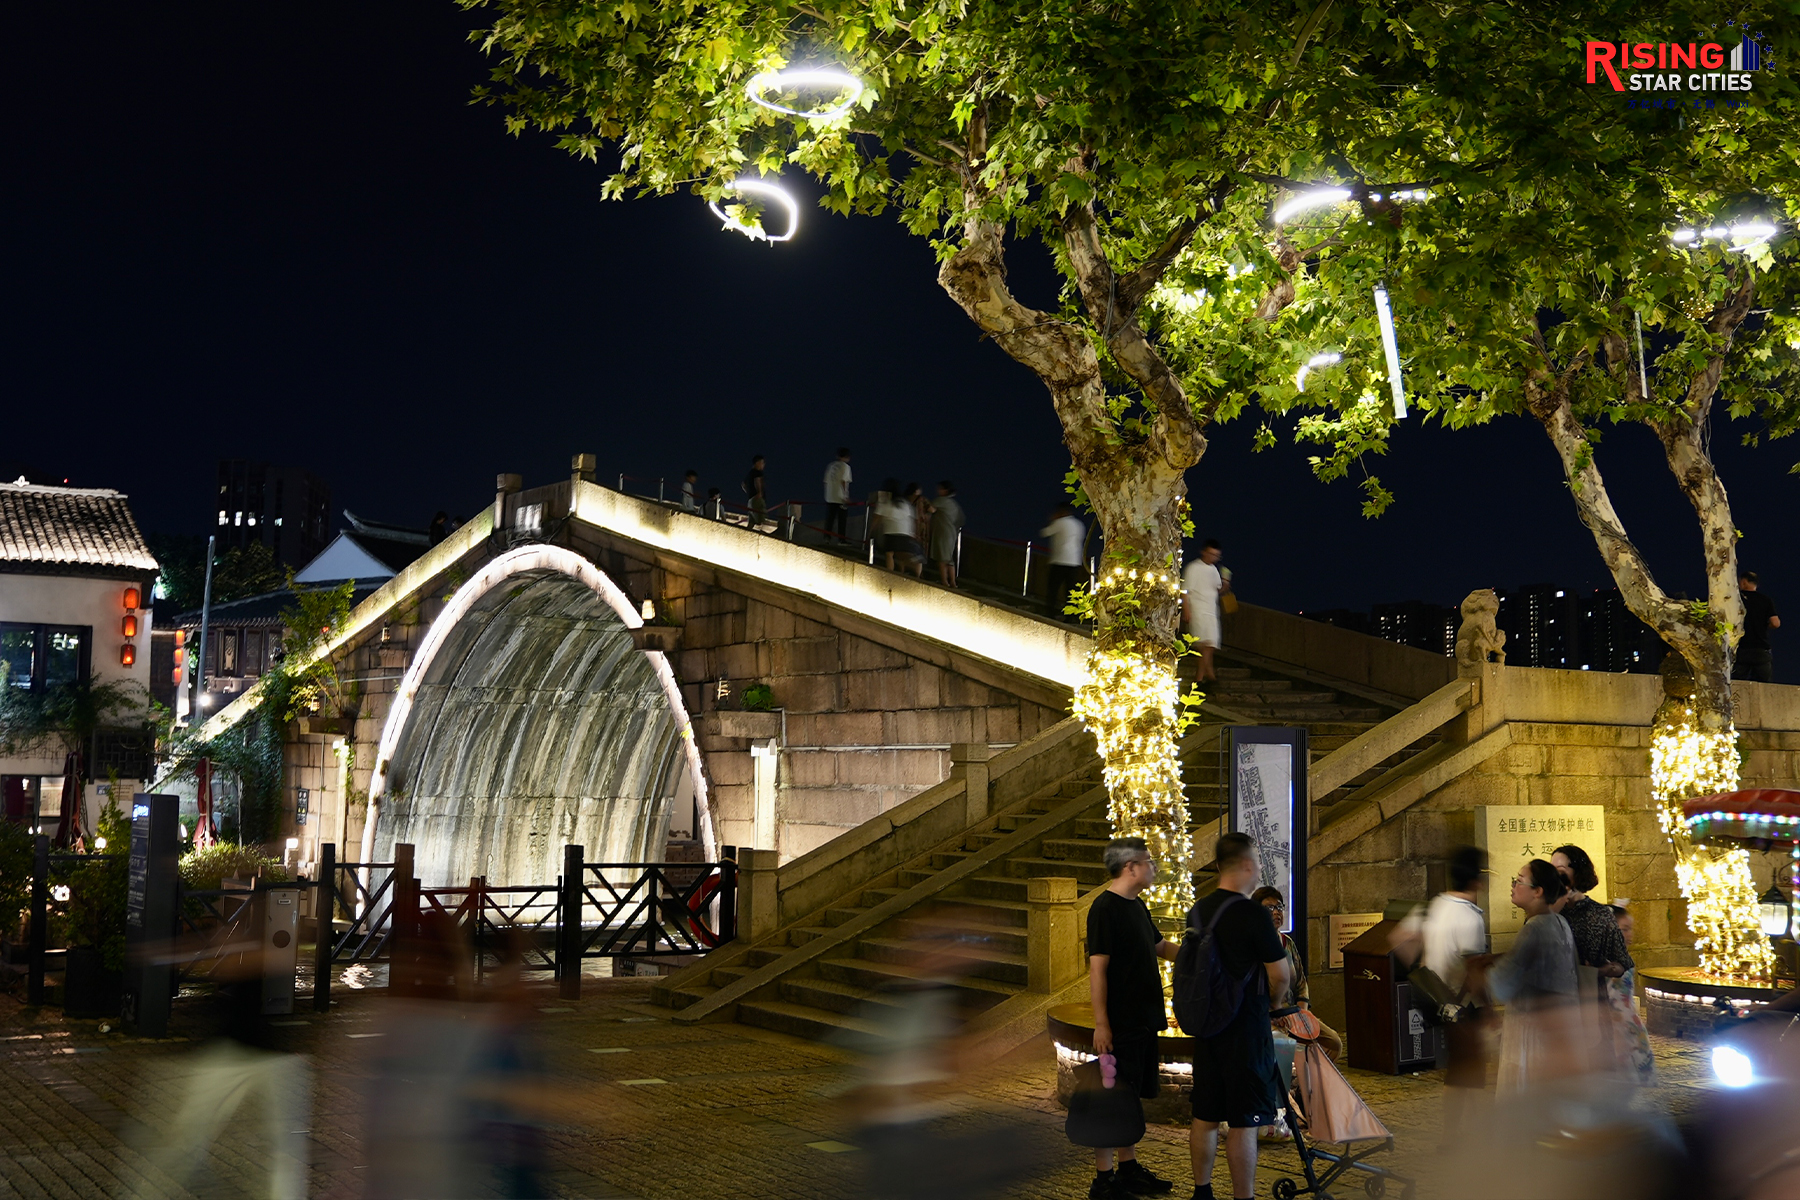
<box><xmin>6</xmin><ymin>3</ymin><xmax>1796</xmax><ymax>676</ymax></box>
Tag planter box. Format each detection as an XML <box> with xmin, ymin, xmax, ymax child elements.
<box><xmin>299</xmin><ymin>717</ymin><xmax>350</xmax><ymax>736</ymax></box>
<box><xmin>629</xmin><ymin>626</ymin><xmax>682</xmax><ymax>653</ymax></box>
<box><xmin>63</xmin><ymin>947</ymin><xmax>123</xmax><ymax>1019</ymax></box>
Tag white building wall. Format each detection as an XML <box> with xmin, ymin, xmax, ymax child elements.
<box><xmin>1</xmin><ymin>571</ymin><xmax>155</xmax><ymax>829</ymax></box>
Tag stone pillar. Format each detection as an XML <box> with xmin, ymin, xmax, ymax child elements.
<box><xmin>494</xmin><ymin>472</ymin><xmax>522</xmax><ymax>528</ymax></box>
<box><xmin>571</xmin><ymin>452</ymin><xmax>597</xmax><ymax>484</ymax></box>
<box><xmin>1027</xmin><ymin>876</ymin><xmax>1081</xmax><ymax>993</ymax></box>
<box><xmin>951</xmin><ymin>742</ymin><xmax>994</xmax><ymax>830</ymax></box>
<box><xmin>736</xmin><ymin>848</ymin><xmax>780</xmax><ymax>944</ymax></box>
<box><xmin>750</xmin><ymin>739</ymin><xmax>779</xmax><ymax>857</ymax></box>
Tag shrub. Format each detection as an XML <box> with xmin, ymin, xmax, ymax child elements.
<box><xmin>0</xmin><ymin>821</ymin><xmax>33</xmax><ymax>943</ymax></box>
<box><xmin>178</xmin><ymin>844</ymin><xmax>291</xmax><ymax>892</ymax></box>
<box><xmin>742</xmin><ymin>683</ymin><xmax>775</xmax><ymax>712</ymax></box>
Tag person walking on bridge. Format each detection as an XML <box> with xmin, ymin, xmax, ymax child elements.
<box><xmin>744</xmin><ymin>454</ymin><xmax>767</xmax><ymax>529</ymax></box>
<box><xmin>823</xmin><ymin>448</ymin><xmax>853</xmax><ymax>542</ymax></box>
<box><xmin>1735</xmin><ymin>570</ymin><xmax>1780</xmax><ymax>683</ymax></box>
<box><xmin>929</xmin><ymin>481</ymin><xmax>964</xmax><ymax>589</ymax></box>
<box><xmin>1182</xmin><ymin>540</ymin><xmax>1227</xmax><ymax>683</ymax></box>
<box><xmin>1041</xmin><ymin>504</ymin><xmax>1087</xmax><ymax>621</ymax></box>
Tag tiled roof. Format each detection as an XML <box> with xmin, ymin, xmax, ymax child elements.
<box><xmin>0</xmin><ymin>478</ymin><xmax>159</xmax><ymax>572</ymax></box>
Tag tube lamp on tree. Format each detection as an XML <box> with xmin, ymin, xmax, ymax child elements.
<box><xmin>1373</xmin><ymin>286</ymin><xmax>1408</xmax><ymax>419</ymax></box>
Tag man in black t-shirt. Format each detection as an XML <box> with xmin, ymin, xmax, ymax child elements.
<box><xmin>1187</xmin><ymin>832</ymin><xmax>1290</xmax><ymax>1200</ymax></box>
<box><xmin>1735</xmin><ymin>572</ymin><xmax>1781</xmax><ymax>683</ymax></box>
<box><xmin>1085</xmin><ymin>837</ymin><xmax>1180</xmax><ymax>1199</ymax></box>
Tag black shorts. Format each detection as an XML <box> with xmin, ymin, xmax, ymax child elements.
<box><xmin>882</xmin><ymin>534</ymin><xmax>921</xmax><ymax>558</ymax></box>
<box><xmin>1190</xmin><ymin>1024</ymin><xmax>1281</xmax><ymax>1126</ymax></box>
<box><xmin>1110</xmin><ymin>1028</ymin><xmax>1161</xmax><ymax>1101</ymax></box>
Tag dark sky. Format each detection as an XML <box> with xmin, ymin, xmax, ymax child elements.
<box><xmin>6</xmin><ymin>3</ymin><xmax>1796</xmax><ymax>671</ymax></box>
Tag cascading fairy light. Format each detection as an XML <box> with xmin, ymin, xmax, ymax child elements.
<box><xmin>1069</xmin><ymin>565</ymin><xmax>1195</xmax><ymax>917</ymax></box>
<box><xmin>1650</xmin><ymin>699</ymin><xmax>1776</xmax><ymax>980</ymax></box>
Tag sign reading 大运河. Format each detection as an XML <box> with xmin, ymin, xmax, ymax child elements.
<box><xmin>1475</xmin><ymin>806</ymin><xmax>1608</xmax><ymax>940</ymax></box>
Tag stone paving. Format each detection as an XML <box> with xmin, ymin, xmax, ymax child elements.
<box><xmin>0</xmin><ymin>981</ymin><xmax>1719</xmax><ymax>1200</ymax></box>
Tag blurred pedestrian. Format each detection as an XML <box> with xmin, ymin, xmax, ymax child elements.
<box><xmin>1473</xmin><ymin>859</ymin><xmax>1578</xmax><ymax>1093</ymax></box>
<box><xmin>1041</xmin><ymin>504</ymin><xmax>1087</xmax><ymax>620</ymax></box>
<box><xmin>1182</xmin><ymin>540</ymin><xmax>1227</xmax><ymax>683</ymax></box>
<box><xmin>824</xmin><ymin>448</ymin><xmax>853</xmax><ymax>541</ymax></box>
<box><xmin>680</xmin><ymin>469</ymin><xmax>700</xmax><ymax>513</ymax></box>
<box><xmin>704</xmin><ymin>487</ymin><xmax>723</xmax><ymax>521</ymax></box>
<box><xmin>744</xmin><ymin>454</ymin><xmax>767</xmax><ymax>528</ymax></box>
<box><xmin>1189</xmin><ymin>833</ymin><xmax>1292</xmax><ymax>1200</ymax></box>
<box><xmin>1408</xmin><ymin>846</ymin><xmax>1491</xmax><ymax>1148</ymax></box>
<box><xmin>1734</xmin><ymin>570</ymin><xmax>1780</xmax><ymax>682</ymax></box>
<box><xmin>882</xmin><ymin>481</ymin><xmax>924</xmax><ymax>577</ymax></box>
<box><xmin>1085</xmin><ymin>837</ymin><xmax>1181</xmax><ymax>1199</ymax></box>
<box><xmin>1607</xmin><ymin>899</ymin><xmax>1655</xmax><ymax>1084</ymax></box>
<box><xmin>1250</xmin><ymin>886</ymin><xmax>1342</xmax><ymax>1060</ymax></box>
<box><xmin>930</xmin><ymin>482</ymin><xmax>965</xmax><ymax>589</ymax></box>
<box><xmin>429</xmin><ymin>511</ymin><xmax>449</xmax><ymax>545</ymax></box>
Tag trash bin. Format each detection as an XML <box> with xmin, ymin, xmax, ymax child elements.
<box><xmin>260</xmin><ymin>884</ymin><xmax>302</xmax><ymax>1015</ymax></box>
<box><xmin>1342</xmin><ymin>903</ymin><xmax>1441</xmax><ymax>1075</ymax></box>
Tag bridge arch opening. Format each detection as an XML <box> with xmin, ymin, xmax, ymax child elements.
<box><xmin>362</xmin><ymin>544</ymin><xmax>712</xmax><ymax>885</ymax></box>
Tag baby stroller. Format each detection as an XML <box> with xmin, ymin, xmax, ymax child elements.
<box><xmin>1273</xmin><ymin>1017</ymin><xmax>1415</xmax><ymax>1200</ymax></box>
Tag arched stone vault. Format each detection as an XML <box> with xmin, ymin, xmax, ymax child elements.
<box><xmin>362</xmin><ymin>545</ymin><xmax>710</xmax><ymax>885</ymax></box>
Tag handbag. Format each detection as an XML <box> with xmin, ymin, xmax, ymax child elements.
<box><xmin>1064</xmin><ymin>1058</ymin><xmax>1146</xmax><ymax>1148</ymax></box>
<box><xmin>1220</xmin><ymin>591</ymin><xmax>1240</xmax><ymax>615</ymax></box>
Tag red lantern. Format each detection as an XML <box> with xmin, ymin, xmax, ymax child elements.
<box><xmin>172</xmin><ymin>646</ymin><xmax>184</xmax><ymax>667</ymax></box>
<box><xmin>120</xmin><ymin>644</ymin><xmax>136</xmax><ymax>667</ymax></box>
<box><xmin>122</xmin><ymin>615</ymin><xmax>138</xmax><ymax>638</ymax></box>
<box><xmin>123</xmin><ymin>586</ymin><xmax>141</xmax><ymax>611</ymax></box>
<box><xmin>172</xmin><ymin>667</ymin><xmax>182</xmax><ymax>686</ymax></box>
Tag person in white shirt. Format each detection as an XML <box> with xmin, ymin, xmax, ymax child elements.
<box><xmin>679</xmin><ymin>469</ymin><xmax>700</xmax><ymax>514</ymax></box>
<box><xmin>1038</xmin><ymin>504</ymin><xmax>1087</xmax><ymax>621</ymax></box>
<box><xmin>1396</xmin><ymin>846</ymin><xmax>1490</xmax><ymax>1151</ymax></box>
<box><xmin>822</xmin><ymin>448</ymin><xmax>853</xmax><ymax>542</ymax></box>
<box><xmin>1181</xmin><ymin>539</ymin><xmax>1228</xmax><ymax>681</ymax></box>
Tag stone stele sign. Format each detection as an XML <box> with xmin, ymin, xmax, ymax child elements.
<box><xmin>1476</xmin><ymin>805</ymin><xmax>1608</xmax><ymax>941</ymax></box>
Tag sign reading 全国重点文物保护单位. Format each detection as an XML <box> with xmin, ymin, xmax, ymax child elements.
<box><xmin>1476</xmin><ymin>806</ymin><xmax>1608</xmax><ymax>944</ymax></box>
<box><xmin>1582</xmin><ymin>30</ymin><xmax>1769</xmax><ymax>112</ymax></box>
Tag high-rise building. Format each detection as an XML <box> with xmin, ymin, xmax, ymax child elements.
<box><xmin>1578</xmin><ymin>587</ymin><xmax>1661</xmax><ymax>673</ymax></box>
<box><xmin>1495</xmin><ymin>584</ymin><xmax>1581</xmax><ymax>669</ymax></box>
<box><xmin>215</xmin><ymin>460</ymin><xmax>331</xmax><ymax>569</ymax></box>
<box><xmin>1370</xmin><ymin>600</ymin><xmax>1457</xmax><ymax>657</ymax></box>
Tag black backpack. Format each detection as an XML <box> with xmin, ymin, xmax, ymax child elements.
<box><xmin>1172</xmin><ymin>894</ymin><xmax>1256</xmax><ymax>1037</ymax></box>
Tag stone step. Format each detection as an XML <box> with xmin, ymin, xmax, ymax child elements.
<box><xmin>1212</xmin><ymin>667</ymin><xmax>1254</xmax><ymax>679</ymax></box>
<box><xmin>859</xmin><ymin>936</ymin><xmax>1029</xmax><ymax>986</ymax></box>
<box><xmin>925</xmin><ymin>896</ymin><xmax>1030</xmax><ymax>927</ymax></box>
<box><xmin>1215</xmin><ymin>703</ymin><xmax>1389</xmax><ymax>722</ymax></box>
<box><xmin>898</xmin><ymin>868</ymin><xmax>936</xmax><ymax>888</ymax></box>
<box><xmin>859</xmin><ymin>886</ymin><xmax>911</xmax><ymax>907</ymax></box>
<box><xmin>893</xmin><ymin>912</ymin><xmax>1030</xmax><ymax>955</ymax></box>
<box><xmin>736</xmin><ymin>998</ymin><xmax>890</xmax><ymax>1050</ymax></box>
<box><xmin>746</xmin><ymin>947</ymin><xmax>787</xmax><ymax>967</ymax></box>
<box><xmin>1208</xmin><ymin>679</ymin><xmax>1297</xmax><ymax>693</ymax></box>
<box><xmin>659</xmin><ymin>981</ymin><xmax>719</xmax><ymax>1010</ymax></box>
<box><xmin>1002</xmin><ymin>856</ymin><xmax>1110</xmax><ymax>885</ymax></box>
<box><xmin>1208</xmin><ymin>688</ymin><xmax>1340</xmax><ymax>706</ymax></box>
<box><xmin>817</xmin><ymin>955</ymin><xmax>1017</xmax><ymax>1005</ymax></box>
<box><xmin>779</xmin><ymin>975</ymin><xmax>905</xmax><ymax>1017</ymax></box>
<box><xmin>929</xmin><ymin>851</ymin><xmax>974</xmax><ymax>871</ymax></box>
<box><xmin>823</xmin><ymin>905</ymin><xmax>871</xmax><ymax>927</ymax></box>
<box><xmin>1074</xmin><ymin>818</ymin><xmax>1113</xmax><ymax>840</ymax></box>
<box><xmin>1040</xmin><ymin>837</ymin><xmax>1110</xmax><ymax>861</ymax></box>
<box><xmin>963</xmin><ymin>875</ymin><xmax>1029</xmax><ymax>902</ymax></box>
<box><xmin>965</xmin><ymin>831</ymin><xmax>1009</xmax><ymax>851</ymax></box>
<box><xmin>789</xmin><ymin>925</ymin><xmax>834</xmax><ymax>946</ymax></box>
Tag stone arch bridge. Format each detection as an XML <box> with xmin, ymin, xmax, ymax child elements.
<box><xmin>191</xmin><ymin>470</ymin><xmax>1090</xmax><ymax>887</ymax></box>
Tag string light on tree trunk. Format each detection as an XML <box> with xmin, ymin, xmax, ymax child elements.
<box><xmin>1071</xmin><ymin>640</ymin><xmax>1194</xmax><ymax>917</ymax></box>
<box><xmin>1651</xmin><ymin>700</ymin><xmax>1776</xmax><ymax>980</ymax></box>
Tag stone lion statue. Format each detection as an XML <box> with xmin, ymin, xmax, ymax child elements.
<box><xmin>1455</xmin><ymin>589</ymin><xmax>1506</xmax><ymax>667</ymax></box>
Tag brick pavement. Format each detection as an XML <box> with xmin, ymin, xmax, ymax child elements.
<box><xmin>0</xmin><ymin>982</ymin><xmax>1719</xmax><ymax>1200</ymax></box>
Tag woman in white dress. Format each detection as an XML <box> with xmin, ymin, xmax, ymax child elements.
<box><xmin>1181</xmin><ymin>540</ymin><xmax>1227</xmax><ymax>681</ymax></box>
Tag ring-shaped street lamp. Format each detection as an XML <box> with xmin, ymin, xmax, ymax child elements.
<box><xmin>1294</xmin><ymin>351</ymin><xmax>1342</xmax><ymax>393</ymax></box>
<box><xmin>746</xmin><ymin>67</ymin><xmax>864</xmax><ymax>120</ymax></box>
<box><xmin>708</xmin><ymin>179</ymin><xmax>800</xmax><ymax>243</ymax></box>
<box><xmin>1272</xmin><ymin>186</ymin><xmax>1432</xmax><ymax>225</ymax></box>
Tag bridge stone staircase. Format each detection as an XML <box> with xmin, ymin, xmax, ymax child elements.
<box><xmin>651</xmin><ymin>651</ymin><xmax>1473</xmax><ymax>1054</ymax></box>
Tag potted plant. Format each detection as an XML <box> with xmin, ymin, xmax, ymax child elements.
<box><xmin>57</xmin><ymin>801</ymin><xmax>129</xmax><ymax>1018</ymax></box>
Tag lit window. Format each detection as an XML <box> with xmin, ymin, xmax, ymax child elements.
<box><xmin>218</xmin><ymin>511</ymin><xmax>228</xmax><ymax>525</ymax></box>
<box><xmin>0</xmin><ymin>625</ymin><xmax>89</xmax><ymax>692</ymax></box>
<box><xmin>274</xmin><ymin>517</ymin><xmax>283</xmax><ymax>526</ymax></box>
<box><xmin>247</xmin><ymin>516</ymin><xmax>256</xmax><ymax>526</ymax></box>
<box><xmin>235</xmin><ymin>512</ymin><xmax>243</xmax><ymax>526</ymax></box>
